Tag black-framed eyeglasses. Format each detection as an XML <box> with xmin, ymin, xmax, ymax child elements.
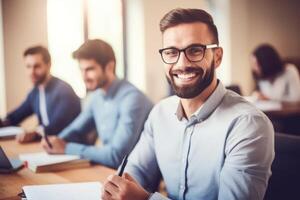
<box><xmin>158</xmin><ymin>43</ymin><xmax>218</xmax><ymax>64</ymax></box>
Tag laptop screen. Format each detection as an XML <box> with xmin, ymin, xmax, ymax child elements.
<box><xmin>0</xmin><ymin>146</ymin><xmax>13</xmax><ymax>169</ymax></box>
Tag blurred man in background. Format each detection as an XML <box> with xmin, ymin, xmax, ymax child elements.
<box><xmin>42</xmin><ymin>39</ymin><xmax>153</xmax><ymax>169</ymax></box>
<box><xmin>0</xmin><ymin>45</ymin><xmax>81</xmax><ymax>143</ymax></box>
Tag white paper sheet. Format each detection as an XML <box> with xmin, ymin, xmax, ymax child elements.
<box><xmin>0</xmin><ymin>126</ymin><xmax>24</xmax><ymax>137</ymax></box>
<box><xmin>254</xmin><ymin>100</ymin><xmax>282</xmax><ymax>111</ymax></box>
<box><xmin>243</xmin><ymin>97</ymin><xmax>282</xmax><ymax>111</ymax></box>
<box><xmin>23</xmin><ymin>182</ymin><xmax>102</xmax><ymax>200</ymax></box>
<box><xmin>19</xmin><ymin>152</ymin><xmax>80</xmax><ymax>166</ymax></box>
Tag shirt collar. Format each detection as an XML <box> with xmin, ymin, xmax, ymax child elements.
<box><xmin>176</xmin><ymin>80</ymin><xmax>227</xmax><ymax>122</ymax></box>
<box><xmin>102</xmin><ymin>78</ymin><xmax>122</xmax><ymax>98</ymax></box>
<box><xmin>39</xmin><ymin>76</ymin><xmax>55</xmax><ymax>91</ymax></box>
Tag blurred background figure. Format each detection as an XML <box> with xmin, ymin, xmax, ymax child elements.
<box><xmin>0</xmin><ymin>46</ymin><xmax>81</xmax><ymax>143</ymax></box>
<box><xmin>250</xmin><ymin>44</ymin><xmax>300</xmax><ymax>102</ymax></box>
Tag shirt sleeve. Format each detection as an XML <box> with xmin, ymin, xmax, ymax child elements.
<box><xmin>64</xmin><ymin>91</ymin><xmax>153</xmax><ymax>169</ymax></box>
<box><xmin>124</xmin><ymin>110</ymin><xmax>162</xmax><ymax>192</ymax></box>
<box><xmin>6</xmin><ymin>91</ymin><xmax>34</xmax><ymax>125</ymax></box>
<box><xmin>218</xmin><ymin>114</ymin><xmax>275</xmax><ymax>200</ymax></box>
<box><xmin>58</xmin><ymin>100</ymin><xmax>95</xmax><ymax>141</ymax></box>
<box><xmin>43</xmin><ymin>87</ymin><xmax>81</xmax><ymax>135</ymax></box>
<box><xmin>284</xmin><ymin>64</ymin><xmax>300</xmax><ymax>102</ymax></box>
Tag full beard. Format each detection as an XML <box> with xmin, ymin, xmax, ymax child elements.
<box><xmin>34</xmin><ymin>73</ymin><xmax>48</xmax><ymax>86</ymax></box>
<box><xmin>167</xmin><ymin>61</ymin><xmax>215</xmax><ymax>99</ymax></box>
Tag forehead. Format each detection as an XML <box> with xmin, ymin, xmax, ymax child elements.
<box><xmin>79</xmin><ymin>59</ymin><xmax>100</xmax><ymax>69</ymax></box>
<box><xmin>24</xmin><ymin>54</ymin><xmax>44</xmax><ymax>63</ymax></box>
<box><xmin>162</xmin><ymin>22</ymin><xmax>214</xmax><ymax>48</ymax></box>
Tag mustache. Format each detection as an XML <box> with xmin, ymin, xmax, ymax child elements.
<box><xmin>170</xmin><ymin>66</ymin><xmax>204</xmax><ymax>75</ymax></box>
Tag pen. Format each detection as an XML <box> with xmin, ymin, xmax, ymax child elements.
<box><xmin>39</xmin><ymin>126</ymin><xmax>52</xmax><ymax>149</ymax></box>
<box><xmin>117</xmin><ymin>154</ymin><xmax>128</xmax><ymax>176</ymax></box>
<box><xmin>44</xmin><ymin>134</ymin><xmax>52</xmax><ymax>148</ymax></box>
<box><xmin>44</xmin><ymin>134</ymin><xmax>53</xmax><ymax>149</ymax></box>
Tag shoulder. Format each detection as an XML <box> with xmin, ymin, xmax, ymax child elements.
<box><xmin>220</xmin><ymin>91</ymin><xmax>273</xmax><ymax>137</ymax></box>
<box><xmin>116</xmin><ymin>80</ymin><xmax>152</xmax><ymax>103</ymax></box>
<box><xmin>51</xmin><ymin>77</ymin><xmax>78</xmax><ymax>97</ymax></box>
<box><xmin>52</xmin><ymin>77</ymin><xmax>73</xmax><ymax>91</ymax></box>
<box><xmin>284</xmin><ymin>63</ymin><xmax>299</xmax><ymax>77</ymax></box>
<box><xmin>222</xmin><ymin>90</ymin><xmax>266</xmax><ymax>116</ymax></box>
<box><xmin>148</xmin><ymin>95</ymin><xmax>179</xmax><ymax>119</ymax></box>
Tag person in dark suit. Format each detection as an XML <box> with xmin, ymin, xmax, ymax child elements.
<box><xmin>0</xmin><ymin>45</ymin><xmax>81</xmax><ymax>143</ymax></box>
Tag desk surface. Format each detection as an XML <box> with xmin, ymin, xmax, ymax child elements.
<box><xmin>263</xmin><ymin>102</ymin><xmax>300</xmax><ymax>118</ymax></box>
<box><xmin>0</xmin><ymin>139</ymin><xmax>115</xmax><ymax>200</ymax></box>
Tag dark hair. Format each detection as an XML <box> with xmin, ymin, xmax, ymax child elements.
<box><xmin>73</xmin><ymin>39</ymin><xmax>116</xmax><ymax>71</ymax></box>
<box><xmin>23</xmin><ymin>45</ymin><xmax>51</xmax><ymax>64</ymax></box>
<box><xmin>159</xmin><ymin>8</ymin><xmax>219</xmax><ymax>44</ymax></box>
<box><xmin>253</xmin><ymin>44</ymin><xmax>284</xmax><ymax>80</ymax></box>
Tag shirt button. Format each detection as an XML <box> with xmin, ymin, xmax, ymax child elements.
<box><xmin>182</xmin><ymin>158</ymin><xmax>185</xmax><ymax>164</ymax></box>
<box><xmin>180</xmin><ymin>185</ymin><xmax>184</xmax><ymax>190</ymax></box>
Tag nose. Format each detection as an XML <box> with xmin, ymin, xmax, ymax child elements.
<box><xmin>175</xmin><ymin>51</ymin><xmax>191</xmax><ymax>69</ymax></box>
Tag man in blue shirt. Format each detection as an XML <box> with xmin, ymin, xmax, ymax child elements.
<box><xmin>0</xmin><ymin>46</ymin><xmax>81</xmax><ymax>143</ymax></box>
<box><xmin>42</xmin><ymin>39</ymin><xmax>153</xmax><ymax>169</ymax></box>
<box><xmin>102</xmin><ymin>8</ymin><xmax>274</xmax><ymax>200</ymax></box>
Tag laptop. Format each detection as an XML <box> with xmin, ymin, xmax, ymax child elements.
<box><xmin>0</xmin><ymin>146</ymin><xmax>23</xmax><ymax>173</ymax></box>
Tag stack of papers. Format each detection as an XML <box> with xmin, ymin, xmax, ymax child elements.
<box><xmin>0</xmin><ymin>126</ymin><xmax>24</xmax><ymax>138</ymax></box>
<box><xmin>19</xmin><ymin>152</ymin><xmax>90</xmax><ymax>172</ymax></box>
<box><xmin>23</xmin><ymin>182</ymin><xmax>102</xmax><ymax>200</ymax></box>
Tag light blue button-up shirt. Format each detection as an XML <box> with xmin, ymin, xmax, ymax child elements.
<box><xmin>125</xmin><ymin>81</ymin><xmax>274</xmax><ymax>200</ymax></box>
<box><xmin>59</xmin><ymin>79</ymin><xmax>153</xmax><ymax>168</ymax></box>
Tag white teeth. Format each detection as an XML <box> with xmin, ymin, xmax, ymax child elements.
<box><xmin>177</xmin><ymin>73</ymin><xmax>196</xmax><ymax>79</ymax></box>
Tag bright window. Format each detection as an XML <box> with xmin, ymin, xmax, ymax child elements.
<box><xmin>47</xmin><ymin>0</ymin><xmax>124</xmax><ymax>98</ymax></box>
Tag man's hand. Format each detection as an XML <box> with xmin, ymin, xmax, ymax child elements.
<box><xmin>102</xmin><ymin>173</ymin><xmax>151</xmax><ymax>200</ymax></box>
<box><xmin>41</xmin><ymin>136</ymin><xmax>66</xmax><ymax>154</ymax></box>
<box><xmin>16</xmin><ymin>131</ymin><xmax>39</xmax><ymax>143</ymax></box>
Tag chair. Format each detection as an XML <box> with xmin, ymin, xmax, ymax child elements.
<box><xmin>225</xmin><ymin>84</ymin><xmax>242</xmax><ymax>95</ymax></box>
<box><xmin>264</xmin><ymin>133</ymin><xmax>300</xmax><ymax>200</ymax></box>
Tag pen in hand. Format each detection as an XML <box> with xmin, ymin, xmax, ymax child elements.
<box><xmin>44</xmin><ymin>134</ymin><xmax>53</xmax><ymax>149</ymax></box>
<box><xmin>117</xmin><ymin>154</ymin><xmax>128</xmax><ymax>176</ymax></box>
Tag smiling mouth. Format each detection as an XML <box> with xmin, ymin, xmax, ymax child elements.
<box><xmin>172</xmin><ymin>71</ymin><xmax>200</xmax><ymax>83</ymax></box>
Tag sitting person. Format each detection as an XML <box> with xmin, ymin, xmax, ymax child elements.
<box><xmin>41</xmin><ymin>39</ymin><xmax>153</xmax><ymax>169</ymax></box>
<box><xmin>250</xmin><ymin>44</ymin><xmax>300</xmax><ymax>102</ymax></box>
<box><xmin>101</xmin><ymin>8</ymin><xmax>274</xmax><ymax>200</ymax></box>
<box><xmin>0</xmin><ymin>45</ymin><xmax>81</xmax><ymax>143</ymax></box>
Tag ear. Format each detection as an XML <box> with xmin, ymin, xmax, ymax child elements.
<box><xmin>105</xmin><ymin>61</ymin><xmax>116</xmax><ymax>74</ymax></box>
<box><xmin>47</xmin><ymin>62</ymin><xmax>51</xmax><ymax>72</ymax></box>
<box><xmin>213</xmin><ymin>47</ymin><xmax>223</xmax><ymax>69</ymax></box>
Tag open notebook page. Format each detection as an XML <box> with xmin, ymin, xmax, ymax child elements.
<box><xmin>23</xmin><ymin>182</ymin><xmax>102</xmax><ymax>200</ymax></box>
<box><xmin>19</xmin><ymin>152</ymin><xmax>81</xmax><ymax>166</ymax></box>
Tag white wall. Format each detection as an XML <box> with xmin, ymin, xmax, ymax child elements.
<box><xmin>126</xmin><ymin>0</ymin><xmax>209</xmax><ymax>103</ymax></box>
<box><xmin>2</xmin><ymin>0</ymin><xmax>48</xmax><ymax>128</ymax></box>
<box><xmin>0</xmin><ymin>0</ymin><xmax>6</xmax><ymax>117</ymax></box>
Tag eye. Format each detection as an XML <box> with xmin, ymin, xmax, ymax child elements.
<box><xmin>163</xmin><ymin>48</ymin><xmax>179</xmax><ymax>57</ymax></box>
<box><xmin>187</xmin><ymin>46</ymin><xmax>204</xmax><ymax>56</ymax></box>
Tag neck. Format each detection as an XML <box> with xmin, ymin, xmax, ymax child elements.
<box><xmin>39</xmin><ymin>74</ymin><xmax>52</xmax><ymax>87</ymax></box>
<box><xmin>102</xmin><ymin>75</ymin><xmax>117</xmax><ymax>92</ymax></box>
<box><xmin>180</xmin><ymin>78</ymin><xmax>218</xmax><ymax>119</ymax></box>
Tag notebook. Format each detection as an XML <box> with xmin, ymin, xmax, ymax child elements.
<box><xmin>23</xmin><ymin>182</ymin><xmax>102</xmax><ymax>200</ymax></box>
<box><xmin>19</xmin><ymin>152</ymin><xmax>90</xmax><ymax>173</ymax></box>
<box><xmin>0</xmin><ymin>126</ymin><xmax>24</xmax><ymax>138</ymax></box>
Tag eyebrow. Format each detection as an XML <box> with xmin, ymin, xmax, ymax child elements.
<box><xmin>163</xmin><ymin>43</ymin><xmax>205</xmax><ymax>50</ymax></box>
<box><xmin>81</xmin><ymin>66</ymin><xmax>95</xmax><ymax>71</ymax></box>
